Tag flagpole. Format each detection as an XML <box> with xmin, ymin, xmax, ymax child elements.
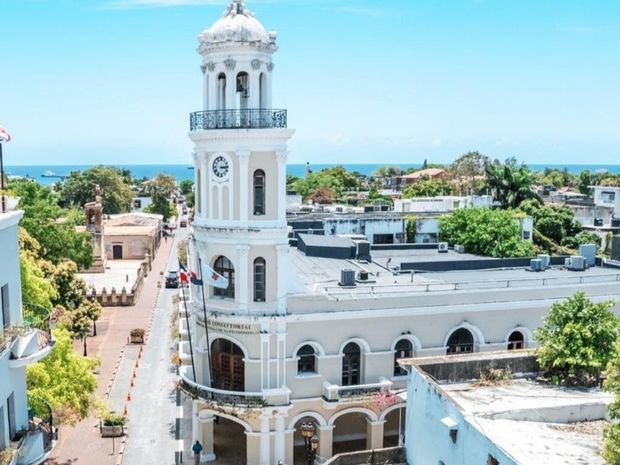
<box><xmin>198</xmin><ymin>257</ymin><xmax>214</xmax><ymax>388</ymax></box>
<box><xmin>181</xmin><ymin>279</ymin><xmax>197</xmax><ymax>383</ymax></box>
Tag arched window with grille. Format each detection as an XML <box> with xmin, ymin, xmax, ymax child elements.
<box><xmin>393</xmin><ymin>339</ymin><xmax>413</xmax><ymax>376</ymax></box>
<box><xmin>297</xmin><ymin>344</ymin><xmax>316</xmax><ymax>374</ymax></box>
<box><xmin>507</xmin><ymin>331</ymin><xmax>525</xmax><ymax>350</ymax></box>
<box><xmin>446</xmin><ymin>328</ymin><xmax>474</xmax><ymax>355</ymax></box>
<box><xmin>253</xmin><ymin>169</ymin><xmax>266</xmax><ymax>216</ymax></box>
<box><xmin>213</xmin><ymin>256</ymin><xmax>235</xmax><ymax>299</ymax></box>
<box><xmin>342</xmin><ymin>342</ymin><xmax>361</xmax><ymax>386</ymax></box>
<box><xmin>253</xmin><ymin>257</ymin><xmax>266</xmax><ymax>302</ymax></box>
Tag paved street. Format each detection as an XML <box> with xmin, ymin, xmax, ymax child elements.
<box><xmin>121</xmin><ymin>227</ymin><xmax>192</xmax><ymax>465</ymax></box>
<box><xmin>46</xmin><ymin>224</ymin><xmax>187</xmax><ymax>465</ymax></box>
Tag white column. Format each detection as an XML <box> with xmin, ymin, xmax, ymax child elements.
<box><xmin>275</xmin><ymin>151</ymin><xmax>288</xmax><ymax>226</ymax></box>
<box><xmin>275</xmin><ymin>245</ymin><xmax>289</xmax><ymax>316</ymax></box>
<box><xmin>199</xmin><ymin>415</ymin><xmax>216</xmax><ymax>462</ymax></box>
<box><xmin>200</xmin><ymin>157</ymin><xmax>208</xmax><ymax>220</ymax></box>
<box><xmin>226</xmin><ymin>70</ymin><xmax>237</xmax><ymax>111</ymax></box>
<box><xmin>274</xmin><ymin>412</ymin><xmax>286</xmax><ymax>464</ymax></box>
<box><xmin>208</xmin><ymin>70</ymin><xmax>218</xmax><ymax>111</ymax></box>
<box><xmin>201</xmin><ymin>65</ymin><xmax>208</xmax><ymax>111</ymax></box>
<box><xmin>317</xmin><ymin>425</ymin><xmax>334</xmax><ymax>460</ymax></box>
<box><xmin>259</xmin><ymin>414</ymin><xmax>271</xmax><ymax>465</ymax></box>
<box><xmin>238</xmin><ymin>151</ymin><xmax>251</xmax><ymax>223</ymax></box>
<box><xmin>366</xmin><ymin>420</ymin><xmax>385</xmax><ymax>450</ymax></box>
<box><xmin>237</xmin><ymin>245</ymin><xmax>250</xmax><ymax>311</ymax></box>
<box><xmin>249</xmin><ymin>70</ymin><xmax>261</xmax><ymax>109</ymax></box>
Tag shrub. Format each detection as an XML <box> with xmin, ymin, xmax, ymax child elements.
<box><xmin>102</xmin><ymin>412</ymin><xmax>127</xmax><ymax>427</ymax></box>
<box><xmin>130</xmin><ymin>328</ymin><xmax>145</xmax><ymax>338</ymax></box>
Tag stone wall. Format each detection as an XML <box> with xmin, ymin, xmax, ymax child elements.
<box><xmin>90</xmin><ymin>260</ymin><xmax>150</xmax><ymax>307</ymax></box>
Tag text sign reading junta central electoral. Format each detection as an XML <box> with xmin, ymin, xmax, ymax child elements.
<box><xmin>206</xmin><ymin>320</ymin><xmax>259</xmax><ymax>335</ymax></box>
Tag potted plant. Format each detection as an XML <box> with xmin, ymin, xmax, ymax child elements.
<box><xmin>100</xmin><ymin>412</ymin><xmax>127</xmax><ymax>437</ymax></box>
<box><xmin>130</xmin><ymin>328</ymin><xmax>145</xmax><ymax>344</ymax></box>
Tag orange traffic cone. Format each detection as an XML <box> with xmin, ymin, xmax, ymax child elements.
<box><xmin>133</xmin><ymin>371</ymin><xmax>136</xmax><ymax>379</ymax></box>
<box><xmin>131</xmin><ymin>379</ymin><xmax>134</xmax><ymax>388</ymax></box>
<box><xmin>127</xmin><ymin>392</ymin><xmax>131</xmax><ymax>401</ymax></box>
<box><xmin>123</xmin><ymin>405</ymin><xmax>128</xmax><ymax>416</ymax></box>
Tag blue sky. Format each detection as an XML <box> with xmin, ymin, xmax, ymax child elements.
<box><xmin>1</xmin><ymin>0</ymin><xmax>619</xmax><ymax>166</ymax></box>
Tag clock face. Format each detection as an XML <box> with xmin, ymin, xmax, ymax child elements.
<box><xmin>212</xmin><ymin>156</ymin><xmax>230</xmax><ymax>180</ymax></box>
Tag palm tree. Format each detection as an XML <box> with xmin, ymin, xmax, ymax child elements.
<box><xmin>485</xmin><ymin>158</ymin><xmax>540</xmax><ymax>209</ymax></box>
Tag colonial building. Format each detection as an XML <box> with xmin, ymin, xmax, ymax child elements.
<box><xmin>1</xmin><ymin>208</ymin><xmax>56</xmax><ymax>464</ymax></box>
<box><xmin>180</xmin><ymin>2</ymin><xmax>620</xmax><ymax>465</ymax></box>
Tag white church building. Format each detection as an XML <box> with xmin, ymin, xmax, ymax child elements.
<box><xmin>179</xmin><ymin>2</ymin><xmax>620</xmax><ymax>464</ymax></box>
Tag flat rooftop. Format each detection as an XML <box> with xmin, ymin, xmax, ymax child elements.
<box><xmin>290</xmin><ymin>248</ymin><xmax>620</xmax><ymax>300</ymax></box>
<box><xmin>445</xmin><ymin>379</ymin><xmax>611</xmax><ymax>465</ymax></box>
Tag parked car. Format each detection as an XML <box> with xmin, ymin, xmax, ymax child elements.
<box><xmin>165</xmin><ymin>270</ymin><xmax>179</xmax><ymax>288</ymax></box>
<box><xmin>179</xmin><ymin>217</ymin><xmax>188</xmax><ymax>228</ymax></box>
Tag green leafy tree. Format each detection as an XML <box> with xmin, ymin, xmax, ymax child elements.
<box><xmin>60</xmin><ymin>166</ymin><xmax>133</xmax><ymax>214</ymax></box>
<box><xmin>372</xmin><ymin>166</ymin><xmax>404</xmax><ymax>179</ymax></box>
<box><xmin>64</xmin><ymin>305</ymin><xmax>94</xmax><ymax>356</ymax></box>
<box><xmin>485</xmin><ymin>158</ymin><xmax>539</xmax><ymax>209</ymax></box>
<box><xmin>144</xmin><ymin>192</ymin><xmax>176</xmax><ymax>221</ymax></box>
<box><xmin>450</xmin><ymin>151</ymin><xmax>489</xmax><ymax>191</ymax></box>
<box><xmin>535</xmin><ymin>293</ymin><xmax>619</xmax><ymax>385</ymax></box>
<box><xmin>143</xmin><ymin>173</ymin><xmax>176</xmax><ymax>198</ymax></box>
<box><xmin>439</xmin><ymin>207</ymin><xmax>534</xmax><ymax>258</ymax></box>
<box><xmin>603</xmin><ymin>340</ymin><xmax>620</xmax><ymax>464</ymax></box>
<box><xmin>292</xmin><ymin>166</ymin><xmax>361</xmax><ymax>201</ymax></box>
<box><xmin>80</xmin><ymin>299</ymin><xmax>102</xmax><ymax>337</ymax></box>
<box><xmin>20</xmin><ymin>253</ymin><xmax>57</xmax><ymax>323</ymax></box>
<box><xmin>10</xmin><ymin>180</ymin><xmax>93</xmax><ymax>268</ymax></box>
<box><xmin>50</xmin><ymin>261</ymin><xmax>88</xmax><ymax>311</ymax></box>
<box><xmin>403</xmin><ymin>177</ymin><xmax>453</xmax><ymax>198</ymax></box>
<box><xmin>26</xmin><ymin>328</ymin><xmax>99</xmax><ymax>425</ymax></box>
<box><xmin>179</xmin><ymin>179</ymin><xmax>194</xmax><ymax>196</ymax></box>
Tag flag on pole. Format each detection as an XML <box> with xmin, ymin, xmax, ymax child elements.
<box><xmin>189</xmin><ymin>270</ymin><xmax>203</xmax><ymax>286</ymax></box>
<box><xmin>0</xmin><ymin>126</ymin><xmax>11</xmax><ymax>143</ymax></box>
<box><xmin>201</xmin><ymin>261</ymin><xmax>229</xmax><ymax>289</ymax></box>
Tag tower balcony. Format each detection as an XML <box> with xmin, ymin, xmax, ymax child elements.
<box><xmin>190</xmin><ymin>108</ymin><xmax>287</xmax><ymax>131</ymax></box>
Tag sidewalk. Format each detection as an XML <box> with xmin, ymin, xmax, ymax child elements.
<box><xmin>46</xmin><ymin>234</ymin><xmax>176</xmax><ymax>465</ymax></box>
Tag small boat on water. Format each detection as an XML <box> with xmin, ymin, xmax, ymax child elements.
<box><xmin>41</xmin><ymin>170</ymin><xmax>55</xmax><ymax>177</ymax></box>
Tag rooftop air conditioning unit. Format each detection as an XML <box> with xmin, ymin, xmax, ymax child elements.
<box><xmin>339</xmin><ymin>269</ymin><xmax>357</xmax><ymax>287</ymax></box>
<box><xmin>358</xmin><ymin>270</ymin><xmax>369</xmax><ymax>282</ymax></box>
<box><xmin>530</xmin><ymin>259</ymin><xmax>543</xmax><ymax>272</ymax></box>
<box><xmin>611</xmin><ymin>218</ymin><xmax>620</xmax><ymax>228</ymax></box>
<box><xmin>594</xmin><ymin>218</ymin><xmax>604</xmax><ymax>227</ymax></box>
<box><xmin>567</xmin><ymin>256</ymin><xmax>587</xmax><ymax>271</ymax></box>
<box><xmin>455</xmin><ymin>244</ymin><xmax>465</xmax><ymax>254</ymax></box>
<box><xmin>537</xmin><ymin>254</ymin><xmax>551</xmax><ymax>269</ymax></box>
<box><xmin>438</xmin><ymin>242</ymin><xmax>449</xmax><ymax>253</ymax></box>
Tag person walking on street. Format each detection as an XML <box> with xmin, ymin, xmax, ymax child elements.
<box><xmin>192</xmin><ymin>440</ymin><xmax>203</xmax><ymax>465</ymax></box>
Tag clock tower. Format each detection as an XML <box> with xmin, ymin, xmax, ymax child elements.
<box><xmin>190</xmin><ymin>0</ymin><xmax>294</xmax><ymax>317</ymax></box>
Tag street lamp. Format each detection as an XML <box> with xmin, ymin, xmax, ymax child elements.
<box><xmin>300</xmin><ymin>422</ymin><xmax>318</xmax><ymax>465</ymax></box>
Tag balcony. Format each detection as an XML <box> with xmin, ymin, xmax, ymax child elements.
<box><xmin>189</xmin><ymin>109</ymin><xmax>287</xmax><ymax>131</ymax></box>
<box><xmin>15</xmin><ymin>396</ymin><xmax>56</xmax><ymax>465</ymax></box>
<box><xmin>178</xmin><ymin>366</ymin><xmax>289</xmax><ymax>408</ymax></box>
<box><xmin>323</xmin><ymin>378</ymin><xmax>393</xmax><ymax>403</ymax></box>
<box><xmin>0</xmin><ymin>325</ymin><xmax>54</xmax><ymax>368</ymax></box>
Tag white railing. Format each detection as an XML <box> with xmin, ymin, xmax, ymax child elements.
<box><xmin>323</xmin><ymin>272</ymin><xmax>620</xmax><ymax>297</ymax></box>
<box><xmin>323</xmin><ymin>378</ymin><xmax>392</xmax><ymax>402</ymax></box>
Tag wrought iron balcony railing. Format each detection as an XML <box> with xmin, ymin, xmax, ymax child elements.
<box><xmin>179</xmin><ymin>368</ymin><xmax>266</xmax><ymax>408</ymax></box>
<box><xmin>190</xmin><ymin>109</ymin><xmax>287</xmax><ymax>131</ymax></box>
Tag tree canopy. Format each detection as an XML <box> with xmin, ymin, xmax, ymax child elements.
<box><xmin>403</xmin><ymin>177</ymin><xmax>453</xmax><ymax>198</ymax></box>
<box><xmin>449</xmin><ymin>151</ymin><xmax>489</xmax><ymax>192</ymax></box>
<box><xmin>60</xmin><ymin>166</ymin><xmax>134</xmax><ymax>214</ymax></box>
<box><xmin>485</xmin><ymin>158</ymin><xmax>539</xmax><ymax>209</ymax></box>
<box><xmin>439</xmin><ymin>207</ymin><xmax>534</xmax><ymax>258</ymax></box>
<box><xmin>291</xmin><ymin>167</ymin><xmax>361</xmax><ymax>201</ymax></box>
<box><xmin>26</xmin><ymin>328</ymin><xmax>99</xmax><ymax>425</ymax></box>
<box><xmin>535</xmin><ymin>293</ymin><xmax>619</xmax><ymax>385</ymax></box>
<box><xmin>604</xmin><ymin>340</ymin><xmax>620</xmax><ymax>464</ymax></box>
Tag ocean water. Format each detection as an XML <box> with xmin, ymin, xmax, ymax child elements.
<box><xmin>4</xmin><ymin>163</ymin><xmax>620</xmax><ymax>186</ymax></box>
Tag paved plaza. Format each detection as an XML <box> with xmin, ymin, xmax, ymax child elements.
<box><xmin>78</xmin><ymin>260</ymin><xmax>143</xmax><ymax>293</ymax></box>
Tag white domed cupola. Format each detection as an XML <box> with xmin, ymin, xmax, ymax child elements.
<box><xmin>198</xmin><ymin>0</ymin><xmax>277</xmax><ymax>51</ymax></box>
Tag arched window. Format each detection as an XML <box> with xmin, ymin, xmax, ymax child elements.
<box><xmin>393</xmin><ymin>339</ymin><xmax>413</xmax><ymax>376</ymax></box>
<box><xmin>236</xmin><ymin>72</ymin><xmax>249</xmax><ymax>111</ymax></box>
<box><xmin>253</xmin><ymin>170</ymin><xmax>266</xmax><ymax>216</ymax></box>
<box><xmin>253</xmin><ymin>258</ymin><xmax>266</xmax><ymax>302</ymax></box>
<box><xmin>507</xmin><ymin>331</ymin><xmax>525</xmax><ymax>350</ymax></box>
<box><xmin>217</xmin><ymin>73</ymin><xmax>227</xmax><ymax>111</ymax></box>
<box><xmin>446</xmin><ymin>328</ymin><xmax>474</xmax><ymax>355</ymax></box>
<box><xmin>213</xmin><ymin>256</ymin><xmax>235</xmax><ymax>299</ymax></box>
<box><xmin>297</xmin><ymin>344</ymin><xmax>316</xmax><ymax>374</ymax></box>
<box><xmin>211</xmin><ymin>338</ymin><xmax>244</xmax><ymax>391</ymax></box>
<box><xmin>342</xmin><ymin>342</ymin><xmax>361</xmax><ymax>386</ymax></box>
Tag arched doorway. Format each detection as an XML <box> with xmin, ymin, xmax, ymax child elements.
<box><xmin>212</xmin><ymin>415</ymin><xmax>248</xmax><ymax>465</ymax></box>
<box><xmin>332</xmin><ymin>411</ymin><xmax>371</xmax><ymax>455</ymax></box>
<box><xmin>382</xmin><ymin>406</ymin><xmax>405</xmax><ymax>447</ymax></box>
<box><xmin>393</xmin><ymin>339</ymin><xmax>413</xmax><ymax>376</ymax></box>
<box><xmin>342</xmin><ymin>342</ymin><xmax>361</xmax><ymax>386</ymax></box>
<box><xmin>446</xmin><ymin>328</ymin><xmax>474</xmax><ymax>355</ymax></box>
<box><xmin>292</xmin><ymin>416</ymin><xmax>320</xmax><ymax>465</ymax></box>
<box><xmin>211</xmin><ymin>338</ymin><xmax>244</xmax><ymax>391</ymax></box>
<box><xmin>507</xmin><ymin>331</ymin><xmax>525</xmax><ymax>350</ymax></box>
